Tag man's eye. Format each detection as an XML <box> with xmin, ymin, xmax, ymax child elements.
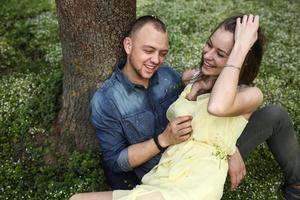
<box><xmin>160</xmin><ymin>53</ymin><xmax>167</xmax><ymax>57</ymax></box>
<box><xmin>144</xmin><ymin>50</ymin><xmax>153</xmax><ymax>53</ymax></box>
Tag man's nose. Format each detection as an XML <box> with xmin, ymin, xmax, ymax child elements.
<box><xmin>151</xmin><ymin>52</ymin><xmax>160</xmax><ymax>64</ymax></box>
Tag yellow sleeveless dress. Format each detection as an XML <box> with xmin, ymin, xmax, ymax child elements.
<box><xmin>113</xmin><ymin>84</ymin><xmax>248</xmax><ymax>200</ymax></box>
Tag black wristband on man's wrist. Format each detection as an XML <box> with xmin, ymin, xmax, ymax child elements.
<box><xmin>153</xmin><ymin>134</ymin><xmax>167</xmax><ymax>152</ymax></box>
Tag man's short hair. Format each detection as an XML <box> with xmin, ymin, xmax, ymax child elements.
<box><xmin>127</xmin><ymin>15</ymin><xmax>167</xmax><ymax>37</ymax></box>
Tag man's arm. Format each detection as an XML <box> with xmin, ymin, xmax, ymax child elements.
<box><xmin>91</xmin><ymin>91</ymin><xmax>193</xmax><ymax>172</ymax></box>
<box><xmin>91</xmin><ymin>93</ymin><xmax>130</xmax><ymax>172</ymax></box>
<box><xmin>127</xmin><ymin>116</ymin><xmax>193</xmax><ymax>168</ymax></box>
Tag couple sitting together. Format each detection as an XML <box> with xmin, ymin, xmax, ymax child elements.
<box><xmin>71</xmin><ymin>14</ymin><xmax>300</xmax><ymax>200</ymax></box>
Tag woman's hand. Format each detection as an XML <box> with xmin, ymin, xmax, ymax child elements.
<box><xmin>228</xmin><ymin>149</ymin><xmax>246</xmax><ymax>191</ymax></box>
<box><xmin>234</xmin><ymin>14</ymin><xmax>259</xmax><ymax>51</ymax></box>
<box><xmin>186</xmin><ymin>76</ymin><xmax>216</xmax><ymax>101</ymax></box>
<box><xmin>182</xmin><ymin>69</ymin><xmax>200</xmax><ymax>86</ymax></box>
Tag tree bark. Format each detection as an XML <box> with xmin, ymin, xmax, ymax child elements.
<box><xmin>56</xmin><ymin>0</ymin><xmax>136</xmax><ymax>150</ymax></box>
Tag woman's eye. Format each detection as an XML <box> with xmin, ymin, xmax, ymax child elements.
<box><xmin>217</xmin><ymin>53</ymin><xmax>225</xmax><ymax>58</ymax></box>
<box><xmin>206</xmin><ymin>42</ymin><xmax>212</xmax><ymax>48</ymax></box>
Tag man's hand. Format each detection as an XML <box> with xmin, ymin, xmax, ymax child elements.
<box><xmin>159</xmin><ymin>115</ymin><xmax>193</xmax><ymax>147</ymax></box>
<box><xmin>228</xmin><ymin>148</ymin><xmax>246</xmax><ymax>191</ymax></box>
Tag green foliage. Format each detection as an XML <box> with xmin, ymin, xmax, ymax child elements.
<box><xmin>0</xmin><ymin>149</ymin><xmax>107</xmax><ymax>200</ymax></box>
<box><xmin>0</xmin><ymin>38</ymin><xmax>27</xmax><ymax>71</ymax></box>
<box><xmin>0</xmin><ymin>0</ymin><xmax>299</xmax><ymax>199</ymax></box>
<box><xmin>0</xmin><ymin>71</ymin><xmax>61</xmax><ymax>199</ymax></box>
<box><xmin>0</xmin><ymin>0</ymin><xmax>59</xmax><ymax>73</ymax></box>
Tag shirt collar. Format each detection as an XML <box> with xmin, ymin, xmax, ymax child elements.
<box><xmin>114</xmin><ymin>60</ymin><xmax>159</xmax><ymax>92</ymax></box>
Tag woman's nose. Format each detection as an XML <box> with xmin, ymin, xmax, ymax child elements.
<box><xmin>203</xmin><ymin>49</ymin><xmax>214</xmax><ymax>60</ymax></box>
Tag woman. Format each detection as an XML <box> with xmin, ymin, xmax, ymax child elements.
<box><xmin>71</xmin><ymin>14</ymin><xmax>264</xmax><ymax>200</ymax></box>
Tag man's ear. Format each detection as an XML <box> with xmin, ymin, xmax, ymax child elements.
<box><xmin>123</xmin><ymin>37</ymin><xmax>132</xmax><ymax>54</ymax></box>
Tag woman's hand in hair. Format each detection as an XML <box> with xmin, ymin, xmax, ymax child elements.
<box><xmin>234</xmin><ymin>14</ymin><xmax>259</xmax><ymax>51</ymax></box>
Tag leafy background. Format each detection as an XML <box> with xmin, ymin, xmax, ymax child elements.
<box><xmin>0</xmin><ymin>0</ymin><xmax>299</xmax><ymax>199</ymax></box>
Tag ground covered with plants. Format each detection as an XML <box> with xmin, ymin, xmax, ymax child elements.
<box><xmin>1</xmin><ymin>0</ymin><xmax>299</xmax><ymax>199</ymax></box>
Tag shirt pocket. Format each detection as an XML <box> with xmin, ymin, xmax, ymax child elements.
<box><xmin>159</xmin><ymin>90</ymin><xmax>179</xmax><ymax>113</ymax></box>
<box><xmin>122</xmin><ymin>110</ymin><xmax>155</xmax><ymax>144</ymax></box>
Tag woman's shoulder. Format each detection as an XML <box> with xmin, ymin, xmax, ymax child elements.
<box><xmin>237</xmin><ymin>84</ymin><xmax>263</xmax><ymax>98</ymax></box>
<box><xmin>237</xmin><ymin>84</ymin><xmax>263</xmax><ymax>118</ymax></box>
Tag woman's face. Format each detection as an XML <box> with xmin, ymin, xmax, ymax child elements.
<box><xmin>201</xmin><ymin>27</ymin><xmax>234</xmax><ymax>76</ymax></box>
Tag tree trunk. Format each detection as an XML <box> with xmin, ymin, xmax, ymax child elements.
<box><xmin>56</xmin><ymin>0</ymin><xmax>136</xmax><ymax>150</ymax></box>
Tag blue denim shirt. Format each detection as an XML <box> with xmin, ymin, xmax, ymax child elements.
<box><xmin>91</xmin><ymin>60</ymin><xmax>182</xmax><ymax>181</ymax></box>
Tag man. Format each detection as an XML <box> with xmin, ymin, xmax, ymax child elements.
<box><xmin>91</xmin><ymin>15</ymin><xmax>192</xmax><ymax>189</ymax></box>
<box><xmin>91</xmin><ymin>15</ymin><xmax>300</xmax><ymax>199</ymax></box>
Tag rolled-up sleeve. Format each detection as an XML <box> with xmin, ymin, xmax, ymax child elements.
<box><xmin>117</xmin><ymin>148</ymin><xmax>132</xmax><ymax>171</ymax></box>
<box><xmin>91</xmin><ymin>91</ymin><xmax>132</xmax><ymax>172</ymax></box>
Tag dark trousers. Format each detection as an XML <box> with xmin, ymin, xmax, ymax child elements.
<box><xmin>102</xmin><ymin>162</ymin><xmax>140</xmax><ymax>190</ymax></box>
<box><xmin>238</xmin><ymin>105</ymin><xmax>300</xmax><ymax>185</ymax></box>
